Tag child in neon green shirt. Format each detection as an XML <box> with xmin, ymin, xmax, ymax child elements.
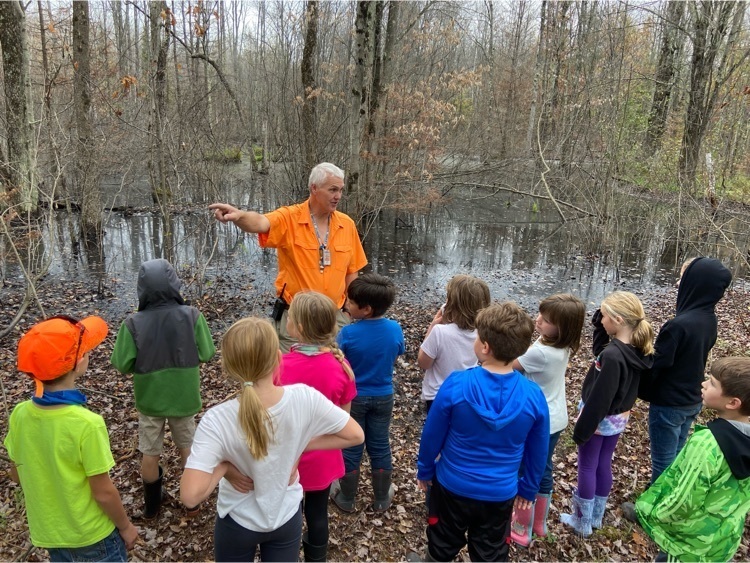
<box><xmin>5</xmin><ymin>315</ymin><xmax>139</xmax><ymax>561</ymax></box>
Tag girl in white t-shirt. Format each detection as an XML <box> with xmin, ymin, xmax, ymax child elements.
<box><xmin>418</xmin><ymin>275</ymin><xmax>491</xmax><ymax>413</ymax></box>
<box><xmin>509</xmin><ymin>293</ymin><xmax>585</xmax><ymax>547</ymax></box>
<box><xmin>180</xmin><ymin>317</ymin><xmax>363</xmax><ymax>562</ymax></box>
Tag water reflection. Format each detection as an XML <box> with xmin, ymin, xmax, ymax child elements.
<box><xmin>27</xmin><ymin>184</ymin><xmax>747</xmax><ymax>317</ymax></box>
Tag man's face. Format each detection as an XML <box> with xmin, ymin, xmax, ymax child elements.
<box><xmin>310</xmin><ymin>174</ymin><xmax>345</xmax><ymax>214</ymax></box>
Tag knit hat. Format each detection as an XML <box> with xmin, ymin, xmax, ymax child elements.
<box><xmin>17</xmin><ymin>315</ymin><xmax>108</xmax><ymax>397</ymax></box>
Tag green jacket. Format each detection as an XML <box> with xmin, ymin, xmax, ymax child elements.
<box><xmin>636</xmin><ymin>423</ymin><xmax>750</xmax><ymax>562</ymax></box>
<box><xmin>111</xmin><ymin>317</ymin><xmax>215</xmax><ymax>417</ymax></box>
<box><xmin>110</xmin><ymin>259</ymin><xmax>216</xmax><ymax>417</ymax></box>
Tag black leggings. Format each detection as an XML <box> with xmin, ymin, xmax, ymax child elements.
<box><xmin>304</xmin><ymin>485</ymin><xmax>332</xmax><ymax>547</ymax></box>
<box><xmin>214</xmin><ymin>506</ymin><xmax>302</xmax><ymax>562</ymax></box>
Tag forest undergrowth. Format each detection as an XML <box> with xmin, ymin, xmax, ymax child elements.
<box><xmin>1</xmin><ymin>276</ymin><xmax>749</xmax><ymax>562</ymax></box>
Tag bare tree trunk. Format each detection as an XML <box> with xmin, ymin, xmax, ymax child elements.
<box><xmin>111</xmin><ymin>1</ymin><xmax>127</xmax><ymax>75</ymax></box>
<box><xmin>347</xmin><ymin>1</ymin><xmax>378</xmax><ymax>216</ymax></box>
<box><xmin>134</xmin><ymin>1</ymin><xmax>141</xmax><ymax>79</ymax></box>
<box><xmin>643</xmin><ymin>1</ymin><xmax>685</xmax><ymax>153</ymax></box>
<box><xmin>347</xmin><ymin>1</ymin><xmax>371</xmax><ymax>212</ymax></box>
<box><xmin>363</xmin><ymin>1</ymin><xmax>384</xmax><ymax>191</ymax></box>
<box><xmin>375</xmin><ymin>0</ymin><xmax>399</xmax><ymax>179</ymax></box>
<box><xmin>301</xmin><ymin>1</ymin><xmax>319</xmax><ymax>174</ymax></box>
<box><xmin>526</xmin><ymin>0</ymin><xmax>547</xmax><ymax>156</ymax></box>
<box><xmin>0</xmin><ymin>1</ymin><xmax>36</xmax><ymax>212</ymax></box>
<box><xmin>679</xmin><ymin>1</ymin><xmax>747</xmax><ymax>191</ymax></box>
<box><xmin>499</xmin><ymin>0</ymin><xmax>527</xmax><ymax>159</ymax></box>
<box><xmin>148</xmin><ymin>0</ymin><xmax>172</xmax><ymax>208</ymax></box>
<box><xmin>73</xmin><ymin>0</ymin><xmax>101</xmax><ymax>243</ymax></box>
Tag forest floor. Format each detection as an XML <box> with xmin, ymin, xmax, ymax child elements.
<box><xmin>1</xmin><ymin>275</ymin><xmax>749</xmax><ymax>562</ymax></box>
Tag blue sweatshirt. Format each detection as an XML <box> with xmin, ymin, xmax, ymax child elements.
<box><xmin>417</xmin><ymin>366</ymin><xmax>550</xmax><ymax>502</ymax></box>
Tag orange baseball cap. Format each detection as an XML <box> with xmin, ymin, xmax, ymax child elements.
<box><xmin>17</xmin><ymin>315</ymin><xmax>108</xmax><ymax>396</ymax></box>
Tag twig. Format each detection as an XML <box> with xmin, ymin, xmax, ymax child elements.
<box><xmin>19</xmin><ymin>544</ymin><xmax>35</xmax><ymax>562</ymax></box>
<box><xmin>536</xmin><ymin>102</ymin><xmax>567</xmax><ymax>222</ymax></box>
<box><xmin>78</xmin><ymin>387</ymin><xmax>124</xmax><ymax>401</ymax></box>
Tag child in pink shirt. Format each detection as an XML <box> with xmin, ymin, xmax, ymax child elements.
<box><xmin>279</xmin><ymin>291</ymin><xmax>357</xmax><ymax>562</ymax></box>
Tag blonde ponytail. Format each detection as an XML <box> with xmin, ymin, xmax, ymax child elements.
<box><xmin>601</xmin><ymin>291</ymin><xmax>655</xmax><ymax>356</ymax></box>
<box><xmin>631</xmin><ymin>318</ymin><xmax>655</xmax><ymax>356</ymax></box>
<box><xmin>221</xmin><ymin>318</ymin><xmax>280</xmax><ymax>459</ymax></box>
<box><xmin>330</xmin><ymin>343</ymin><xmax>355</xmax><ymax>381</ymax></box>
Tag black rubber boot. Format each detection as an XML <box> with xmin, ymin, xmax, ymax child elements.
<box><xmin>142</xmin><ymin>466</ymin><xmax>164</xmax><ymax>520</ymax></box>
<box><xmin>371</xmin><ymin>469</ymin><xmax>394</xmax><ymax>512</ymax></box>
<box><xmin>302</xmin><ymin>533</ymin><xmax>327</xmax><ymax>562</ymax></box>
<box><xmin>330</xmin><ymin>469</ymin><xmax>359</xmax><ymax>513</ymax></box>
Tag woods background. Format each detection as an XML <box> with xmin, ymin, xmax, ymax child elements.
<box><xmin>0</xmin><ymin>0</ymin><xmax>749</xmax><ymax>328</ymax></box>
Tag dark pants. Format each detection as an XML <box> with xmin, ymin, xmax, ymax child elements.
<box><xmin>578</xmin><ymin>434</ymin><xmax>620</xmax><ymax>499</ymax></box>
<box><xmin>426</xmin><ymin>480</ymin><xmax>513</xmax><ymax>562</ymax></box>
<box><xmin>518</xmin><ymin>430</ymin><xmax>561</xmax><ymax>495</ymax></box>
<box><xmin>540</xmin><ymin>431</ymin><xmax>562</xmax><ymax>494</ymax></box>
<box><xmin>47</xmin><ymin>528</ymin><xmax>126</xmax><ymax>562</ymax></box>
<box><xmin>303</xmin><ymin>485</ymin><xmax>331</xmax><ymax>547</ymax></box>
<box><xmin>214</xmin><ymin>506</ymin><xmax>303</xmax><ymax>562</ymax></box>
<box><xmin>343</xmin><ymin>394</ymin><xmax>394</xmax><ymax>472</ymax></box>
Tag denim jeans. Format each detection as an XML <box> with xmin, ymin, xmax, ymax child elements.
<box><xmin>648</xmin><ymin>402</ymin><xmax>702</xmax><ymax>483</ymax></box>
<box><xmin>539</xmin><ymin>431</ymin><xmax>562</xmax><ymax>495</ymax></box>
<box><xmin>47</xmin><ymin>528</ymin><xmax>127</xmax><ymax>562</ymax></box>
<box><xmin>343</xmin><ymin>394</ymin><xmax>394</xmax><ymax>472</ymax></box>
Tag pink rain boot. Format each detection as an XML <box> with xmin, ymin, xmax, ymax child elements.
<box><xmin>509</xmin><ymin>503</ymin><xmax>534</xmax><ymax>547</ymax></box>
<box><xmin>532</xmin><ymin>493</ymin><xmax>551</xmax><ymax>537</ymax></box>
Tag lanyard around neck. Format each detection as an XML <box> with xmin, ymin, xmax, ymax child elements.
<box><xmin>310</xmin><ymin>204</ymin><xmax>330</xmax><ymax>272</ymax></box>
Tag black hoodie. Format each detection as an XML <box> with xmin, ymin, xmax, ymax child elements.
<box><xmin>708</xmin><ymin>418</ymin><xmax>750</xmax><ymax>480</ymax></box>
<box><xmin>573</xmin><ymin>316</ymin><xmax>654</xmax><ymax>445</ymax></box>
<box><xmin>639</xmin><ymin>257</ymin><xmax>732</xmax><ymax>406</ymax></box>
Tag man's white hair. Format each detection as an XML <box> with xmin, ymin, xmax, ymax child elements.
<box><xmin>308</xmin><ymin>163</ymin><xmax>344</xmax><ymax>189</ymax></box>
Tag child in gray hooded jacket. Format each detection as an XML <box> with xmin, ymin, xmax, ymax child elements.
<box><xmin>111</xmin><ymin>259</ymin><xmax>216</xmax><ymax>519</ymax></box>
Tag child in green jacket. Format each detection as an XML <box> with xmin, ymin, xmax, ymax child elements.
<box><xmin>635</xmin><ymin>357</ymin><xmax>750</xmax><ymax>562</ymax></box>
<box><xmin>111</xmin><ymin>259</ymin><xmax>215</xmax><ymax>519</ymax></box>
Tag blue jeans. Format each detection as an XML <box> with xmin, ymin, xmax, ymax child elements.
<box><xmin>343</xmin><ymin>394</ymin><xmax>394</xmax><ymax>472</ymax></box>
<box><xmin>47</xmin><ymin>528</ymin><xmax>127</xmax><ymax>562</ymax></box>
<box><xmin>539</xmin><ymin>431</ymin><xmax>561</xmax><ymax>495</ymax></box>
<box><xmin>648</xmin><ymin>402</ymin><xmax>702</xmax><ymax>483</ymax></box>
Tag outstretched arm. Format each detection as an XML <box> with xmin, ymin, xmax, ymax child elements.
<box><xmin>209</xmin><ymin>203</ymin><xmax>270</xmax><ymax>234</ymax></box>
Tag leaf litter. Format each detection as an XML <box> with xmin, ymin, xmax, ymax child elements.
<box><xmin>1</xmin><ymin>276</ymin><xmax>749</xmax><ymax>561</ymax></box>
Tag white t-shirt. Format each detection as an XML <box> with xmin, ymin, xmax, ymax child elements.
<box><xmin>517</xmin><ymin>338</ymin><xmax>570</xmax><ymax>434</ymax></box>
<box><xmin>186</xmin><ymin>384</ymin><xmax>349</xmax><ymax>532</ymax></box>
<box><xmin>420</xmin><ymin>323</ymin><xmax>478</xmax><ymax>400</ymax></box>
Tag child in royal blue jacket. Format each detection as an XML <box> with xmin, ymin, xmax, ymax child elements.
<box><xmin>414</xmin><ymin>302</ymin><xmax>550</xmax><ymax>562</ymax></box>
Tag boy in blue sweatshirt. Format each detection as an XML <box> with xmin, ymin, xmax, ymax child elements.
<box><xmin>412</xmin><ymin>302</ymin><xmax>550</xmax><ymax>562</ymax></box>
<box><xmin>334</xmin><ymin>273</ymin><xmax>405</xmax><ymax>513</ymax></box>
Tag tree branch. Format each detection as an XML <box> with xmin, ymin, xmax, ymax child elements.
<box><xmin>447</xmin><ymin>182</ymin><xmax>594</xmax><ymax>218</ymax></box>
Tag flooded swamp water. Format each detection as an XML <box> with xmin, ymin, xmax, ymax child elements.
<box><xmin>4</xmin><ymin>164</ymin><xmax>750</xmax><ymax>324</ymax></box>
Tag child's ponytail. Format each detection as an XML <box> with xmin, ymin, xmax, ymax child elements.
<box><xmin>631</xmin><ymin>319</ymin><xmax>655</xmax><ymax>356</ymax></box>
<box><xmin>221</xmin><ymin>317</ymin><xmax>280</xmax><ymax>459</ymax></box>
<box><xmin>330</xmin><ymin>343</ymin><xmax>355</xmax><ymax>381</ymax></box>
<box><xmin>601</xmin><ymin>291</ymin><xmax>655</xmax><ymax>356</ymax></box>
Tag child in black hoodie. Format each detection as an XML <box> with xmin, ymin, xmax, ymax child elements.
<box><xmin>638</xmin><ymin>257</ymin><xmax>732</xmax><ymax>483</ymax></box>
